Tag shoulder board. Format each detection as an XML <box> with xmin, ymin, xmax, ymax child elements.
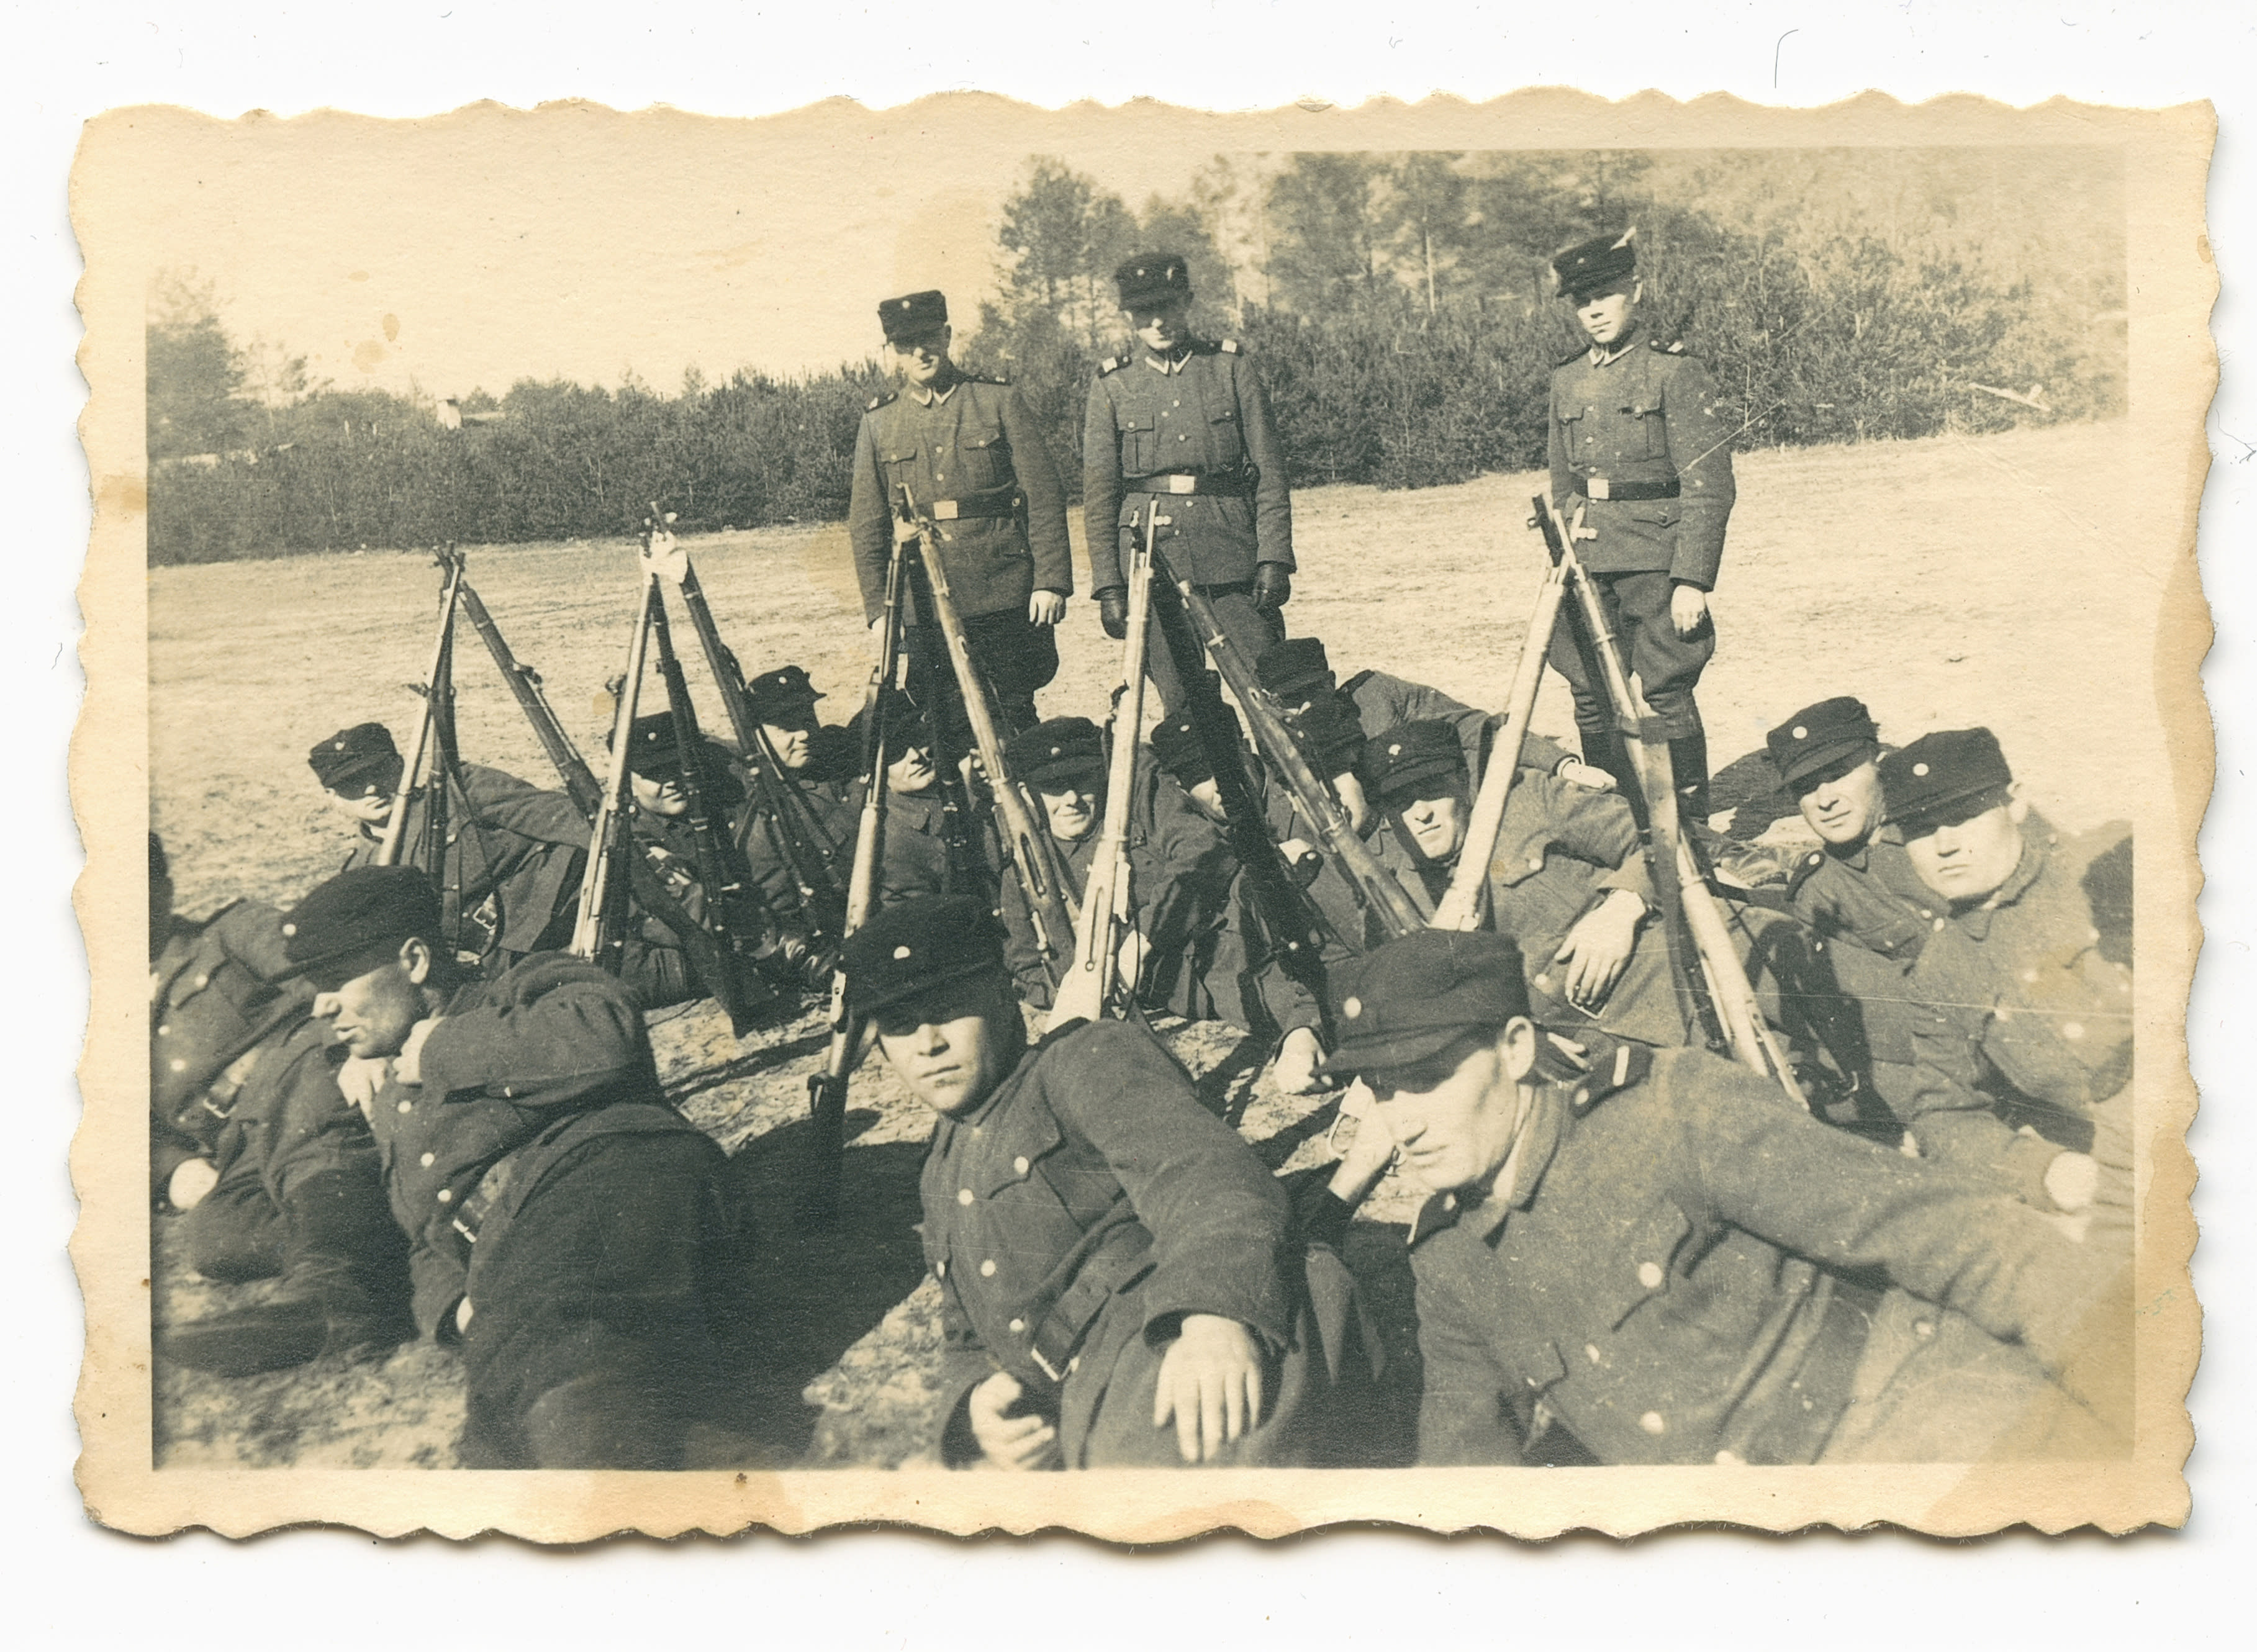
<box><xmin>865</xmin><ymin>390</ymin><xmax>897</xmax><ymax>412</ymax></box>
<box><xmin>1649</xmin><ymin>338</ymin><xmax>1689</xmax><ymax>356</ymax></box>
<box><xmin>1338</xmin><ymin>668</ymin><xmax>1378</xmax><ymax>702</ymax></box>
<box><xmin>967</xmin><ymin>371</ymin><xmax>1011</xmax><ymax>387</ymax></box>
<box><xmin>1554</xmin><ymin>346</ymin><xmax>1590</xmax><ymax>371</ymax></box>
<box><xmin>1034</xmin><ymin>1015</ymin><xmax>1092</xmax><ymax>1051</ymax></box>
<box><xmin>1407</xmin><ymin>1189</ymin><xmax>1465</xmax><ymax>1250</ymax></box>
<box><xmin>1098</xmin><ymin>354</ymin><xmax>1129</xmax><ymax>376</ymax></box>
<box><xmin>1785</xmin><ymin>849</ymin><xmax>1830</xmax><ymax>898</ymax></box>
<box><xmin>1218</xmin><ymin>338</ymin><xmax>1241</xmax><ymax>354</ymax></box>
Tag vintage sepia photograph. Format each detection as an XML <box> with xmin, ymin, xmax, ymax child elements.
<box><xmin>70</xmin><ymin>91</ymin><xmax>2209</xmax><ymax>1541</ymax></box>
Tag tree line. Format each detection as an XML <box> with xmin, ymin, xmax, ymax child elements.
<box><xmin>148</xmin><ymin>150</ymin><xmax>2124</xmax><ymax>565</ymax></box>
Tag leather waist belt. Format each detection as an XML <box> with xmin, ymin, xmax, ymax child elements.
<box><xmin>1574</xmin><ymin>476</ymin><xmax>1680</xmax><ymax>502</ymax></box>
<box><xmin>1027</xmin><ymin>1222</ymin><xmax>1156</xmax><ymax>1387</ymax></box>
<box><xmin>1135</xmin><ymin>472</ymin><xmax>1254</xmax><ymax>498</ymax></box>
<box><xmin>928</xmin><ymin>492</ymin><xmax>1020</xmax><ymax>521</ymax></box>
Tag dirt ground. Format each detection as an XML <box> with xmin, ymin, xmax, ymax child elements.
<box><xmin>145</xmin><ymin>418</ymin><xmax>2147</xmax><ymax>1467</ymax></box>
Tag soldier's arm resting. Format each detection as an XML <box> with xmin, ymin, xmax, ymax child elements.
<box><xmin>1236</xmin><ymin>354</ymin><xmax>1295</xmax><ymax>569</ymax></box>
<box><xmin>1662</xmin><ymin>356</ymin><xmax>1736</xmax><ymax>590</ymax></box>
<box><xmin>1901</xmin><ymin>936</ymin><xmax>2072</xmax><ymax>1207</ymax></box>
<box><xmin>414</xmin><ymin>959</ymin><xmax>649</xmax><ymax>1107</ymax></box>
<box><xmin>1081</xmin><ymin>377</ymin><xmax>1128</xmax><ymax>595</ymax></box>
<box><xmin>846</xmin><ymin>413</ymin><xmax>893</xmax><ymax>623</ymax></box>
<box><xmin>1002</xmin><ymin>384</ymin><xmax>1073</xmax><ymax>598</ymax></box>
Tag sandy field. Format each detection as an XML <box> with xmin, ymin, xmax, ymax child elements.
<box><xmin>143</xmin><ymin>418</ymin><xmax>2156</xmax><ymax>1466</ymax></box>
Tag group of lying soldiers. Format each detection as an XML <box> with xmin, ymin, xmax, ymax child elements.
<box><xmin>147</xmin><ymin>236</ymin><xmax>2133</xmax><ymax>1473</ymax></box>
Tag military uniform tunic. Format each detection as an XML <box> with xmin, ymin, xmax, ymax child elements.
<box><xmin>1410</xmin><ymin>1041</ymin><xmax>2115</xmax><ymax>1466</ymax></box>
<box><xmin>1334</xmin><ymin>669</ymin><xmax>1573</xmax><ymax>787</ymax></box>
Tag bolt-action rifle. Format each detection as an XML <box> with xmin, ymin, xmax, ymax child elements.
<box><xmin>569</xmin><ymin>565</ymin><xmax>659</xmax><ymax>971</ymax></box>
<box><xmin>374</xmin><ymin>552</ymin><xmax>466</xmax><ymax>869</ymax></box>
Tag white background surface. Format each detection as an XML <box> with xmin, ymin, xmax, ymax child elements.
<box><xmin>6</xmin><ymin>4</ymin><xmax>2249</xmax><ymax>1643</ymax></box>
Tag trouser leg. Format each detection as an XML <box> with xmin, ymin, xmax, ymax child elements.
<box><xmin>1146</xmin><ymin>582</ymin><xmax>1284</xmax><ymax>713</ymax></box>
<box><xmin>181</xmin><ymin>1156</ymin><xmax>288</xmax><ymax>1282</ymax></box>
<box><xmin>1612</xmin><ymin>570</ymin><xmax>1714</xmax><ymax>819</ymax></box>
<box><xmin>959</xmin><ymin>606</ymin><xmax>1060</xmax><ymax>738</ymax></box>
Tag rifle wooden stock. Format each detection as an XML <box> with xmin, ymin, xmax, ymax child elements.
<box><xmin>1156</xmin><ymin>546</ymin><xmax>1426</xmax><ymax>941</ymax></box>
<box><xmin>452</xmin><ymin>569</ymin><xmax>749</xmax><ymax>1022</ymax></box>
<box><xmin>1431</xmin><ymin>545</ymin><xmax>1572</xmax><ymax>932</ymax></box>
<box><xmin>901</xmin><ymin>487</ymin><xmax>1075</xmax><ymax>985</ymax></box>
<box><xmin>646</xmin><ymin>590</ymin><xmax>753</xmax><ymax>1031</ymax></box>
<box><xmin>1049</xmin><ymin>513</ymin><xmax>1156</xmax><ymax>1028</ymax></box>
<box><xmin>570</xmin><ymin>573</ymin><xmax>658</xmax><ymax>967</ymax></box>
<box><xmin>374</xmin><ymin>554</ymin><xmax>465</xmax><ymax>867</ymax></box>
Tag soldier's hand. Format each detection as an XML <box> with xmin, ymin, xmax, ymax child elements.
<box><xmin>1028</xmin><ymin>589</ymin><xmax>1067</xmax><ymax>627</ymax></box>
<box><xmin>1554</xmin><ymin>891</ymin><xmax>1644</xmax><ymax>1008</ymax></box>
<box><xmin>1556</xmin><ymin>757</ymin><xmax>1617</xmax><ymax>792</ymax></box>
<box><xmin>1154</xmin><ymin>1314</ymin><xmax>1265</xmax><ymax>1463</ymax></box>
<box><xmin>1273</xmin><ymin>1025</ymin><xmax>1329</xmax><ymax>1096</ymax></box>
<box><xmin>336</xmin><ymin>1055</ymin><xmax>393</xmax><ymax>1118</ymax></box>
<box><xmin>1668</xmin><ymin>582</ymin><xmax>1709</xmax><ymax>638</ymax></box>
<box><xmin>1252</xmin><ymin>563</ymin><xmax>1292</xmax><ymax>612</ymax></box>
<box><xmin>891</xmin><ymin>513</ymin><xmax>923</xmax><ymax>548</ymax></box>
<box><xmin>966</xmin><ymin>1371</ymin><xmax>1061</xmax><ymax>1471</ymax></box>
<box><xmin>1328</xmin><ymin>1080</ymin><xmax>1398</xmax><ymax>1207</ymax></box>
<box><xmin>1097</xmin><ymin>588</ymin><xmax>1130</xmax><ymax>641</ymax></box>
<box><xmin>167</xmin><ymin>1157</ymin><xmax>220</xmax><ymax>1213</ymax></box>
<box><xmin>640</xmin><ymin>516</ymin><xmax>689</xmax><ymax>584</ymax></box>
<box><xmin>2043</xmin><ymin>1150</ymin><xmax>2101</xmax><ymax>1215</ymax></box>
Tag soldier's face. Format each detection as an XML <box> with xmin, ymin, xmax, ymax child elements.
<box><xmin>1573</xmin><ymin>284</ymin><xmax>1638</xmax><ymax>347</ymax></box>
<box><xmin>1363</xmin><ymin>1019</ymin><xmax>1540</xmax><ymax>1194</ymax></box>
<box><xmin>764</xmin><ymin>718</ymin><xmax>815</xmax><ymax>770</ymax></box>
<box><xmin>633</xmin><ymin>772</ymin><xmax>690</xmax><ymax>816</ymax></box>
<box><xmin>891</xmin><ymin>325</ymin><xmax>951</xmax><ymax>387</ymax></box>
<box><xmin>1393</xmin><ymin>780</ymin><xmax>1471</xmax><ymax>862</ymax></box>
<box><xmin>1129</xmin><ymin>299</ymin><xmax>1190</xmax><ymax>353</ymax></box>
<box><xmin>1040</xmin><ymin>781</ymin><xmax>1101</xmax><ymax>842</ymax></box>
<box><xmin>874</xmin><ymin>975</ymin><xmax>1020</xmax><ymax>1117</ymax></box>
<box><xmin>1794</xmin><ymin>754</ymin><xmax>1884</xmax><ymax>846</ymax></box>
<box><xmin>326</xmin><ymin>785</ymin><xmax>394</xmax><ymax>828</ymax></box>
<box><xmin>886</xmin><ymin>743</ymin><xmax>936</xmax><ymax>795</ymax></box>
<box><xmin>312</xmin><ymin>941</ymin><xmax>432</xmax><ymax>1060</ymax></box>
<box><xmin>1904</xmin><ymin>797</ymin><xmax>2028</xmax><ymax>903</ymax></box>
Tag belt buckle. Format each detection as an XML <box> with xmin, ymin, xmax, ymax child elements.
<box><xmin>1586</xmin><ymin>476</ymin><xmax>1612</xmax><ymax>501</ymax></box>
<box><xmin>1162</xmin><ymin>474</ymin><xmax>1197</xmax><ymax>495</ymax></box>
<box><xmin>929</xmin><ymin>499</ymin><xmax>962</xmax><ymax>521</ymax></box>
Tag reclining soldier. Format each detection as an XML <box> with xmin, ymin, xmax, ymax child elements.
<box><xmin>1324</xmin><ymin>929</ymin><xmax>2127</xmax><ymax>1465</ymax></box>
<box><xmin>848</xmin><ymin>896</ymin><xmax>1380</xmax><ymax>1469</ymax></box>
<box><xmin>279</xmin><ymin>865</ymin><xmax>754</xmax><ymax>1469</ymax></box>
<box><xmin>310</xmin><ymin>721</ymin><xmax>584</xmax><ymax>972</ymax></box>
<box><xmin>150</xmin><ymin>834</ymin><xmax>413</xmax><ymax>1376</ymax></box>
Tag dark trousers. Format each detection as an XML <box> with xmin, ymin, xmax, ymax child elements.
<box><xmin>1547</xmin><ymin>568</ymin><xmax>1713</xmax><ymax>742</ymax></box>
<box><xmin>457</xmin><ymin>1126</ymin><xmax>751</xmax><ymax>1471</ymax></box>
<box><xmin>952</xmin><ymin>607</ymin><xmax>1061</xmax><ymax>738</ymax></box>
<box><xmin>1144</xmin><ymin>582</ymin><xmax>1285</xmax><ymax>714</ymax></box>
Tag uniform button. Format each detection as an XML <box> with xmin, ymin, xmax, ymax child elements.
<box><xmin>419</xmin><ymin>1152</ymin><xmax>435</xmax><ymax>1168</ymax></box>
<box><xmin>156</xmin><ymin>1024</ymin><xmax>170</xmax><ymax>1036</ymax></box>
<box><xmin>957</xmin><ymin>1188</ymin><xmax>974</xmax><ymax>1206</ymax></box>
<box><xmin>397</xmin><ymin>1099</ymin><xmax>413</xmax><ymax>1114</ymax></box>
<box><xmin>1573</xmin><ymin>1088</ymin><xmax>1590</xmax><ymax>1108</ymax></box>
<box><xmin>980</xmin><ymin>1259</ymin><xmax>997</xmax><ymax>1277</ymax></box>
<box><xmin>1008</xmin><ymin>1318</ymin><xmax>1026</xmax><ymax>1334</ymax></box>
<box><xmin>1919</xmin><ymin>910</ymin><xmax>1934</xmax><ymax>920</ymax></box>
<box><xmin>1932</xmin><ymin>918</ymin><xmax>1946</xmax><ymax>931</ymax></box>
<box><xmin>502</xmin><ymin>1087</ymin><xmax>515</xmax><ymax>1099</ymax></box>
<box><xmin>934</xmin><ymin>1259</ymin><xmax>947</xmax><ymax>1278</ymax></box>
<box><xmin>1914</xmin><ymin>1319</ymin><xmax>1935</xmax><ymax>1338</ymax></box>
<box><xmin>2087</xmin><ymin>926</ymin><xmax>2101</xmax><ymax>943</ymax></box>
<box><xmin>1529</xmin><ymin>854</ymin><xmax>1545</xmax><ymax>870</ymax></box>
<box><xmin>2063</xmin><ymin>1022</ymin><xmax>2085</xmax><ymax>1040</ymax></box>
<box><xmin>1585</xmin><ymin>1343</ymin><xmax>1603</xmax><ymax>1364</ymax></box>
<box><xmin>195</xmin><ymin>974</ymin><xmax>209</xmax><ymax>988</ymax></box>
<box><xmin>168</xmin><ymin>1058</ymin><xmax>187</xmax><ymax>1073</ymax></box>
<box><xmin>1637</xmin><ymin>1262</ymin><xmax>1665</xmax><ymax>1290</ymax></box>
<box><xmin>1013</xmin><ymin>1156</ymin><xmax>1029</xmax><ymax>1176</ymax></box>
<box><xmin>436</xmin><ymin>1188</ymin><xmax>453</xmax><ymax>1204</ymax></box>
<box><xmin>1525</xmin><ymin>1376</ymin><xmax>1540</xmax><ymax>1389</ymax></box>
<box><xmin>1640</xmin><ymin>1411</ymin><xmax>1667</xmax><ymax>1435</ymax></box>
<box><xmin>1178</xmin><ymin>433</ymin><xmax>1187</xmax><ymax>441</ymax></box>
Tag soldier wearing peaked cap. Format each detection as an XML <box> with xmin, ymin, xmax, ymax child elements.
<box><xmin>846</xmin><ymin>896</ymin><xmax>1382</xmax><ymax>1468</ymax></box>
<box><xmin>840</xmin><ymin>687</ymin><xmax>961</xmax><ymax>909</ymax></box>
<box><xmin>1884</xmin><ymin>730</ymin><xmax>2133</xmax><ymax>1232</ymax></box>
<box><xmin>1323</xmin><ymin>929</ymin><xmax>2125</xmax><ymax>1466</ymax></box>
<box><xmin>269</xmin><ymin>864</ymin><xmax>758</xmax><ymax>1469</ymax></box>
<box><xmin>310</xmin><ymin>722</ymin><xmax>586</xmax><ymax>973</ymax></box>
<box><xmin>848</xmin><ymin>289</ymin><xmax>1073</xmax><ymax>736</ymax></box>
<box><xmin>1085</xmin><ymin>253</ymin><xmax>1297</xmax><ymax>711</ymax></box>
<box><xmin>1545</xmin><ymin>228</ymin><xmax>1738</xmax><ymax>821</ymax></box>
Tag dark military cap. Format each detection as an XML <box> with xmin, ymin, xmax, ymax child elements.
<box><xmin>1320</xmin><ymin>929</ymin><xmax>1531</xmax><ymax>1077</ymax></box>
<box><xmin>1365</xmin><ymin>719</ymin><xmax>1468</xmax><ymax>803</ymax></box>
<box><xmin>848</xmin><ymin>686</ymin><xmax>933</xmax><ymax>749</ymax></box>
<box><xmin>1766</xmin><ymin>696</ymin><xmax>1881</xmax><ymax>789</ymax></box>
<box><xmin>620</xmin><ymin>710</ymin><xmax>687</xmax><ymax>780</ymax></box>
<box><xmin>1150</xmin><ymin>704</ymin><xmax>1244</xmax><ymax>788</ymax></box>
<box><xmin>1115</xmin><ymin>252</ymin><xmax>1193</xmax><ymax>309</ymax></box>
<box><xmin>745</xmin><ymin>664</ymin><xmax>823</xmax><ymax>723</ymax></box>
<box><xmin>1552</xmin><ymin>227</ymin><xmax>1638</xmax><ymax>300</ymax></box>
<box><xmin>280</xmin><ymin>865</ymin><xmax>443</xmax><ymax>991</ymax></box>
<box><xmin>1255</xmin><ymin>636</ymin><xmax>1334</xmax><ymax>703</ymax></box>
<box><xmin>308</xmin><ymin>722</ymin><xmax>401</xmax><ymax>797</ymax></box>
<box><xmin>1010</xmin><ymin>716</ymin><xmax>1108</xmax><ymax>788</ymax></box>
<box><xmin>1879</xmin><ymin>728</ymin><xmax>2015</xmax><ymax>836</ymax></box>
<box><xmin>841</xmin><ymin>895</ymin><xmax>1009</xmax><ymax>1016</ymax></box>
<box><xmin>1294</xmin><ymin>693</ymin><xmax>1367</xmax><ymax>777</ymax></box>
<box><xmin>878</xmin><ymin>289</ymin><xmax>948</xmax><ymax>345</ymax></box>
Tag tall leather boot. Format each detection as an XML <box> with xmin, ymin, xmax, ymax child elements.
<box><xmin>1580</xmin><ymin>728</ymin><xmax>1646</xmax><ymax>828</ymax></box>
<box><xmin>1668</xmin><ymin>732</ymin><xmax>1711</xmax><ymax>826</ymax></box>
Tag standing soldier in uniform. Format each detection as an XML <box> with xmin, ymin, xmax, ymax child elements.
<box><xmin>1084</xmin><ymin>252</ymin><xmax>1295</xmax><ymax>710</ymax></box>
<box><xmin>848</xmin><ymin>289</ymin><xmax>1072</xmax><ymax>735</ymax></box>
<box><xmin>1546</xmin><ymin>228</ymin><xmax>1737</xmax><ymax>820</ymax></box>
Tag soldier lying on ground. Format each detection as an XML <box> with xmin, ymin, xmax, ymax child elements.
<box><xmin>280</xmin><ymin>865</ymin><xmax>756</xmax><ymax>1469</ymax></box>
<box><xmin>151</xmin><ymin>834</ymin><xmax>414</xmax><ymax>1376</ymax></box>
<box><xmin>848</xmin><ymin>896</ymin><xmax>1383</xmax><ymax>1469</ymax></box>
<box><xmin>310</xmin><ymin>721</ymin><xmax>584</xmax><ymax>973</ymax></box>
<box><xmin>1323</xmin><ymin>929</ymin><xmax>2128</xmax><ymax>1465</ymax></box>
<box><xmin>1884</xmin><ymin>728</ymin><xmax>2133</xmax><ymax>1222</ymax></box>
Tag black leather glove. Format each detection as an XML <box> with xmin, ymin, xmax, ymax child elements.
<box><xmin>1097</xmin><ymin>588</ymin><xmax>1130</xmax><ymax>641</ymax></box>
<box><xmin>1252</xmin><ymin>564</ymin><xmax>1292</xmax><ymax>612</ymax></box>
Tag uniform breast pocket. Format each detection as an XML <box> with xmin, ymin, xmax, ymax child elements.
<box><xmin>959</xmin><ymin>427</ymin><xmax>1009</xmax><ymax>491</ymax></box>
<box><xmin>1119</xmin><ymin>414</ymin><xmax>1159</xmax><ymax>476</ymax></box>
<box><xmin>1625</xmin><ymin>400</ymin><xmax>1668</xmax><ymax>459</ymax></box>
<box><xmin>1206</xmin><ymin>407</ymin><xmax>1244</xmax><ymax>470</ymax></box>
<box><xmin>882</xmin><ymin>445</ymin><xmax>920</xmax><ymax>484</ymax></box>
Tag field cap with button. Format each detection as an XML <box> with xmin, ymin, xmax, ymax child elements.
<box><xmin>612</xmin><ymin>710</ymin><xmax>687</xmax><ymax>781</ymax></box>
<box><xmin>1319</xmin><ymin>929</ymin><xmax>1531</xmax><ymax>1077</ymax></box>
<box><xmin>308</xmin><ymin>722</ymin><xmax>402</xmax><ymax>798</ymax></box>
<box><xmin>1255</xmin><ymin>636</ymin><xmax>1334</xmax><ymax>703</ymax></box>
<box><xmin>1552</xmin><ymin>227</ymin><xmax>1638</xmax><ymax>300</ymax></box>
<box><xmin>1879</xmin><ymin>728</ymin><xmax>2014</xmax><ymax>836</ymax></box>
<box><xmin>1149</xmin><ymin>702</ymin><xmax>1244</xmax><ymax>788</ymax></box>
<box><xmin>842</xmin><ymin>895</ymin><xmax>1008</xmax><ymax>1016</ymax></box>
<box><xmin>1365</xmin><ymin>719</ymin><xmax>1468</xmax><ymax>804</ymax></box>
<box><xmin>1765</xmin><ymin>696</ymin><xmax>1881</xmax><ymax>789</ymax></box>
<box><xmin>280</xmin><ymin>865</ymin><xmax>443</xmax><ymax>992</ymax></box>
<box><xmin>878</xmin><ymin>289</ymin><xmax>948</xmax><ymax>345</ymax></box>
<box><xmin>848</xmin><ymin>685</ymin><xmax>933</xmax><ymax>750</ymax></box>
<box><xmin>1115</xmin><ymin>252</ymin><xmax>1192</xmax><ymax>309</ymax></box>
<box><xmin>1010</xmin><ymin>715</ymin><xmax>1107</xmax><ymax>788</ymax></box>
<box><xmin>1292</xmin><ymin>692</ymin><xmax>1368</xmax><ymax>777</ymax></box>
<box><xmin>746</xmin><ymin>664</ymin><xmax>823</xmax><ymax>723</ymax></box>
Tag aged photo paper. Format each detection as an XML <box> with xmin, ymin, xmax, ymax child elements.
<box><xmin>72</xmin><ymin>91</ymin><xmax>2210</xmax><ymax>1541</ymax></box>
